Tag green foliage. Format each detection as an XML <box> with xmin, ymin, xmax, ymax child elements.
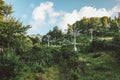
<box><xmin>0</xmin><ymin>0</ymin><xmax>13</xmax><ymax>20</ymax></box>
<box><xmin>70</xmin><ymin>16</ymin><xmax>120</xmax><ymax>37</ymax></box>
<box><xmin>0</xmin><ymin>19</ymin><xmax>31</xmax><ymax>54</ymax></box>
<box><xmin>76</xmin><ymin>35</ymin><xmax>91</xmax><ymax>53</ymax></box>
<box><xmin>112</xmin><ymin>32</ymin><xmax>120</xmax><ymax>59</ymax></box>
<box><xmin>42</xmin><ymin>26</ymin><xmax>63</xmax><ymax>45</ymax></box>
<box><xmin>56</xmin><ymin>45</ymin><xmax>86</xmax><ymax>80</ymax></box>
<box><xmin>112</xmin><ymin>32</ymin><xmax>120</xmax><ymax>45</ymax></box>
<box><xmin>87</xmin><ymin>39</ymin><xmax>120</xmax><ymax>52</ymax></box>
<box><xmin>0</xmin><ymin>48</ymin><xmax>26</xmax><ymax>80</ymax></box>
<box><xmin>1</xmin><ymin>0</ymin><xmax>120</xmax><ymax>79</ymax></box>
<box><xmin>69</xmin><ymin>51</ymin><xmax>120</xmax><ymax>80</ymax></box>
<box><xmin>0</xmin><ymin>1</ymin><xmax>31</xmax><ymax>53</ymax></box>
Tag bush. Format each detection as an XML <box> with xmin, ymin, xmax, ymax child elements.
<box><xmin>0</xmin><ymin>48</ymin><xmax>25</xmax><ymax>80</ymax></box>
<box><xmin>87</xmin><ymin>39</ymin><xmax>120</xmax><ymax>52</ymax></box>
<box><xmin>112</xmin><ymin>33</ymin><xmax>120</xmax><ymax>60</ymax></box>
<box><xmin>112</xmin><ymin>32</ymin><xmax>120</xmax><ymax>45</ymax></box>
<box><xmin>56</xmin><ymin>45</ymin><xmax>86</xmax><ymax>80</ymax></box>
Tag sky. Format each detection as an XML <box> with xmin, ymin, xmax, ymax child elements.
<box><xmin>4</xmin><ymin>0</ymin><xmax>120</xmax><ymax>35</ymax></box>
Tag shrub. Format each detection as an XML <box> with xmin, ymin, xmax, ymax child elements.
<box><xmin>87</xmin><ymin>39</ymin><xmax>120</xmax><ymax>52</ymax></box>
<box><xmin>112</xmin><ymin>32</ymin><xmax>120</xmax><ymax>45</ymax></box>
<box><xmin>112</xmin><ymin>33</ymin><xmax>120</xmax><ymax>60</ymax></box>
<box><xmin>0</xmin><ymin>48</ymin><xmax>25</xmax><ymax>80</ymax></box>
<box><xmin>56</xmin><ymin>45</ymin><xmax>86</xmax><ymax>80</ymax></box>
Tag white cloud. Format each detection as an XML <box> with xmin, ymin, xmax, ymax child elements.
<box><xmin>59</xmin><ymin>6</ymin><xmax>111</xmax><ymax>31</ymax></box>
<box><xmin>32</xmin><ymin>1</ymin><xmax>59</xmax><ymax>21</ymax></box>
<box><xmin>58</xmin><ymin>10</ymin><xmax>80</xmax><ymax>31</ymax></box>
<box><xmin>30</xmin><ymin>1</ymin><xmax>60</xmax><ymax>34</ymax></box>
<box><xmin>109</xmin><ymin>6</ymin><xmax>120</xmax><ymax>15</ymax></box>
<box><xmin>29</xmin><ymin>1</ymin><xmax>120</xmax><ymax>35</ymax></box>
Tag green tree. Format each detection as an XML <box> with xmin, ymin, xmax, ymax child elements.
<box><xmin>42</xmin><ymin>26</ymin><xmax>63</xmax><ymax>45</ymax></box>
<box><xmin>56</xmin><ymin>45</ymin><xmax>84</xmax><ymax>80</ymax></box>
<box><xmin>0</xmin><ymin>0</ymin><xmax>13</xmax><ymax>21</ymax></box>
<box><xmin>0</xmin><ymin>0</ymin><xmax>31</xmax><ymax>55</ymax></box>
<box><xmin>101</xmin><ymin>16</ymin><xmax>109</xmax><ymax>28</ymax></box>
<box><xmin>67</xmin><ymin>24</ymin><xmax>73</xmax><ymax>41</ymax></box>
<box><xmin>76</xmin><ymin>17</ymin><xmax>89</xmax><ymax>34</ymax></box>
<box><xmin>0</xmin><ymin>0</ymin><xmax>35</xmax><ymax>79</ymax></box>
<box><xmin>30</xmin><ymin>36</ymin><xmax>41</xmax><ymax>50</ymax></box>
<box><xmin>110</xmin><ymin>19</ymin><xmax>119</xmax><ymax>33</ymax></box>
<box><xmin>50</xmin><ymin>26</ymin><xmax>63</xmax><ymax>40</ymax></box>
<box><xmin>0</xmin><ymin>18</ymin><xmax>31</xmax><ymax>54</ymax></box>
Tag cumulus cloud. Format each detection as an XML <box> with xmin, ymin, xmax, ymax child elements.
<box><xmin>32</xmin><ymin>1</ymin><xmax>59</xmax><ymax>21</ymax></box>
<box><xmin>109</xmin><ymin>6</ymin><xmax>120</xmax><ymax>15</ymax></box>
<box><xmin>30</xmin><ymin>1</ymin><xmax>60</xmax><ymax>34</ymax></box>
<box><xmin>30</xmin><ymin>1</ymin><xmax>120</xmax><ymax>34</ymax></box>
<box><xmin>59</xmin><ymin>6</ymin><xmax>111</xmax><ymax>31</ymax></box>
<box><xmin>59</xmin><ymin>6</ymin><xmax>120</xmax><ymax>31</ymax></box>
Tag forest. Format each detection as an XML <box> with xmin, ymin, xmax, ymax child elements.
<box><xmin>0</xmin><ymin>0</ymin><xmax>120</xmax><ymax>80</ymax></box>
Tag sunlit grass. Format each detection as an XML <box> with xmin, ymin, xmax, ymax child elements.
<box><xmin>98</xmin><ymin>37</ymin><xmax>113</xmax><ymax>40</ymax></box>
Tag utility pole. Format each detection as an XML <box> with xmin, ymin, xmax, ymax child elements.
<box><xmin>73</xmin><ymin>29</ymin><xmax>77</xmax><ymax>51</ymax></box>
<box><xmin>73</xmin><ymin>24</ymin><xmax>81</xmax><ymax>51</ymax></box>
<box><xmin>47</xmin><ymin>35</ymin><xmax>50</xmax><ymax>47</ymax></box>
<box><xmin>89</xmin><ymin>28</ymin><xmax>94</xmax><ymax>42</ymax></box>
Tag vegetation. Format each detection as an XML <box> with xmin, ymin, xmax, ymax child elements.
<box><xmin>0</xmin><ymin>0</ymin><xmax>120</xmax><ymax>80</ymax></box>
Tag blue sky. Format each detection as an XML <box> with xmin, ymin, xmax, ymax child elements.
<box><xmin>5</xmin><ymin>0</ymin><xmax>120</xmax><ymax>35</ymax></box>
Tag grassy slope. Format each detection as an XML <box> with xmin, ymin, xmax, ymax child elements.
<box><xmin>78</xmin><ymin>51</ymin><xmax>120</xmax><ymax>80</ymax></box>
<box><xmin>34</xmin><ymin>51</ymin><xmax>120</xmax><ymax>80</ymax></box>
<box><xmin>19</xmin><ymin>36</ymin><xmax>120</xmax><ymax>80</ymax></box>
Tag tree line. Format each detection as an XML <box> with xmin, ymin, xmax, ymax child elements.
<box><xmin>1</xmin><ymin>0</ymin><xmax>120</xmax><ymax>79</ymax></box>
